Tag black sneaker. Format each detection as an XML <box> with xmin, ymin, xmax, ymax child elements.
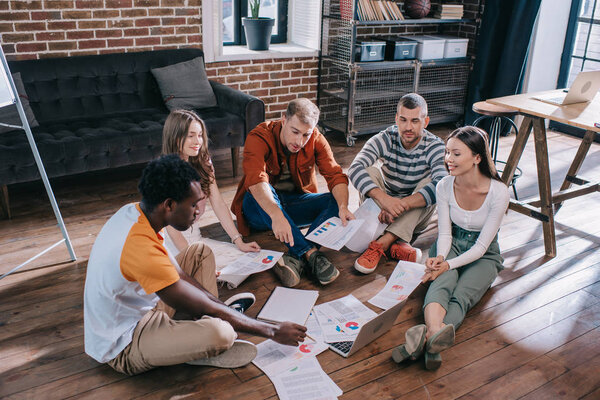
<box><xmin>307</xmin><ymin>250</ymin><xmax>340</xmax><ymax>285</ymax></box>
<box><xmin>272</xmin><ymin>254</ymin><xmax>304</xmax><ymax>287</ymax></box>
<box><xmin>224</xmin><ymin>292</ymin><xmax>256</xmax><ymax>314</ymax></box>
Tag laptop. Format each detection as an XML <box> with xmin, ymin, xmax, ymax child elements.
<box><xmin>532</xmin><ymin>70</ymin><xmax>600</xmax><ymax>106</ymax></box>
<box><xmin>328</xmin><ymin>299</ymin><xmax>405</xmax><ymax>358</ymax></box>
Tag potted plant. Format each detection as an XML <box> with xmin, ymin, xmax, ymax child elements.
<box><xmin>242</xmin><ymin>0</ymin><xmax>275</xmax><ymax>51</ymax></box>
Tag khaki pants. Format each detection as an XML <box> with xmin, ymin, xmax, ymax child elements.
<box><xmin>107</xmin><ymin>242</ymin><xmax>237</xmax><ymax>375</ymax></box>
<box><xmin>363</xmin><ymin>165</ymin><xmax>435</xmax><ymax>243</ymax></box>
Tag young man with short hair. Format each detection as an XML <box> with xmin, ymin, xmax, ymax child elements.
<box><xmin>348</xmin><ymin>93</ymin><xmax>447</xmax><ymax>273</ymax></box>
<box><xmin>84</xmin><ymin>155</ymin><xmax>306</xmax><ymax>375</ymax></box>
<box><xmin>231</xmin><ymin>98</ymin><xmax>354</xmax><ymax>287</ymax></box>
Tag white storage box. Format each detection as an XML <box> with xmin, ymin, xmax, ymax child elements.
<box><xmin>400</xmin><ymin>35</ymin><xmax>445</xmax><ymax>60</ymax></box>
<box><xmin>429</xmin><ymin>35</ymin><xmax>469</xmax><ymax>58</ymax></box>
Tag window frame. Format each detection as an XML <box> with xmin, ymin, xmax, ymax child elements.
<box><xmin>224</xmin><ymin>0</ymin><xmax>289</xmax><ymax>46</ymax></box>
<box><xmin>552</xmin><ymin>0</ymin><xmax>600</xmax><ymax>139</ymax></box>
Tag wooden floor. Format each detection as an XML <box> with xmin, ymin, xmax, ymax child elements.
<box><xmin>1</xmin><ymin>126</ymin><xmax>599</xmax><ymax>399</ymax></box>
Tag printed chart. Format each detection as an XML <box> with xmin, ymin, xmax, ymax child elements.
<box><xmin>306</xmin><ymin>217</ymin><xmax>365</xmax><ymax>250</ymax></box>
<box><xmin>368</xmin><ymin>260</ymin><xmax>425</xmax><ymax>309</ymax></box>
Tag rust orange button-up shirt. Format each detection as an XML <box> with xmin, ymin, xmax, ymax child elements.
<box><xmin>231</xmin><ymin>120</ymin><xmax>348</xmax><ymax>236</ymax></box>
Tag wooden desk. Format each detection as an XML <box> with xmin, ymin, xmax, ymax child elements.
<box><xmin>487</xmin><ymin>90</ymin><xmax>600</xmax><ymax>258</ymax></box>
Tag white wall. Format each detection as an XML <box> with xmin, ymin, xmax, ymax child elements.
<box><xmin>522</xmin><ymin>0</ymin><xmax>572</xmax><ymax>92</ymax></box>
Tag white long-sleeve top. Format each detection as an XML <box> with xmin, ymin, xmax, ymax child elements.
<box><xmin>436</xmin><ymin>175</ymin><xmax>510</xmax><ymax>269</ymax></box>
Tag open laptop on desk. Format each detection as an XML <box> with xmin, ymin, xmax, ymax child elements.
<box><xmin>532</xmin><ymin>70</ymin><xmax>600</xmax><ymax>106</ymax></box>
<box><xmin>328</xmin><ymin>299</ymin><xmax>405</xmax><ymax>358</ymax></box>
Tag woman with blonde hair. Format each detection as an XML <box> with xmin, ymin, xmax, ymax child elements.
<box><xmin>162</xmin><ymin>109</ymin><xmax>260</xmax><ymax>255</ymax></box>
<box><xmin>392</xmin><ymin>126</ymin><xmax>509</xmax><ymax>370</ymax></box>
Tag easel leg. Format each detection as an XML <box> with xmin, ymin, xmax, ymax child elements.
<box><xmin>0</xmin><ymin>184</ymin><xmax>10</xmax><ymax>219</ymax></box>
<box><xmin>532</xmin><ymin>118</ymin><xmax>556</xmax><ymax>258</ymax></box>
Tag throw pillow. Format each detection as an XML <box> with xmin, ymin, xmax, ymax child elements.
<box><xmin>0</xmin><ymin>72</ymin><xmax>39</xmax><ymax>134</ymax></box>
<box><xmin>151</xmin><ymin>56</ymin><xmax>217</xmax><ymax>111</ymax></box>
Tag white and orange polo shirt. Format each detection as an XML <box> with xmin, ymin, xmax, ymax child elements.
<box><xmin>84</xmin><ymin>203</ymin><xmax>179</xmax><ymax>363</ymax></box>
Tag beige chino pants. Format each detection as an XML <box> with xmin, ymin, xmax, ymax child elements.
<box><xmin>363</xmin><ymin>165</ymin><xmax>435</xmax><ymax>243</ymax></box>
<box><xmin>107</xmin><ymin>242</ymin><xmax>237</xmax><ymax>375</ymax></box>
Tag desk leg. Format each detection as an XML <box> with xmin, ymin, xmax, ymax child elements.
<box><xmin>532</xmin><ymin>118</ymin><xmax>556</xmax><ymax>258</ymax></box>
<box><xmin>501</xmin><ymin>116</ymin><xmax>532</xmax><ymax>186</ymax></box>
<box><xmin>555</xmin><ymin>129</ymin><xmax>597</xmax><ymax>211</ymax></box>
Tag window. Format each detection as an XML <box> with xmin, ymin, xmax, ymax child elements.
<box><xmin>553</xmin><ymin>0</ymin><xmax>600</xmax><ymax>136</ymax></box>
<box><xmin>202</xmin><ymin>0</ymin><xmax>321</xmax><ymax>63</ymax></box>
<box><xmin>223</xmin><ymin>0</ymin><xmax>289</xmax><ymax>45</ymax></box>
<box><xmin>560</xmin><ymin>0</ymin><xmax>600</xmax><ymax>86</ymax></box>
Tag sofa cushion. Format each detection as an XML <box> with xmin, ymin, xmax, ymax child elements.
<box><xmin>196</xmin><ymin>107</ymin><xmax>246</xmax><ymax>149</ymax></box>
<box><xmin>0</xmin><ymin>109</ymin><xmax>167</xmax><ymax>185</ymax></box>
<box><xmin>0</xmin><ymin>72</ymin><xmax>39</xmax><ymax>134</ymax></box>
<box><xmin>151</xmin><ymin>56</ymin><xmax>217</xmax><ymax>111</ymax></box>
<box><xmin>8</xmin><ymin>48</ymin><xmax>206</xmax><ymax>124</ymax></box>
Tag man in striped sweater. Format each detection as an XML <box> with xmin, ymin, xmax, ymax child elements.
<box><xmin>349</xmin><ymin>93</ymin><xmax>447</xmax><ymax>273</ymax></box>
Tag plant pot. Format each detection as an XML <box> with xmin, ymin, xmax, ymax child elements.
<box><xmin>242</xmin><ymin>17</ymin><xmax>275</xmax><ymax>51</ymax></box>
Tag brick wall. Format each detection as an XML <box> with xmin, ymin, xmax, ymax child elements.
<box><xmin>0</xmin><ymin>0</ymin><xmax>202</xmax><ymax>59</ymax></box>
<box><xmin>0</xmin><ymin>0</ymin><xmax>318</xmax><ymax>121</ymax></box>
<box><xmin>206</xmin><ymin>58</ymin><xmax>318</xmax><ymax>120</ymax></box>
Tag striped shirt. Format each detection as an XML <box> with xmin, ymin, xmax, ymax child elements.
<box><xmin>348</xmin><ymin>125</ymin><xmax>447</xmax><ymax>205</ymax></box>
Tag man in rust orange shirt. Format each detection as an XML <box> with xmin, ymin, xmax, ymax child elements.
<box><xmin>231</xmin><ymin>98</ymin><xmax>354</xmax><ymax>287</ymax></box>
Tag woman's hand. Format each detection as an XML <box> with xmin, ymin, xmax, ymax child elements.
<box><xmin>421</xmin><ymin>259</ymin><xmax>449</xmax><ymax>282</ymax></box>
<box><xmin>235</xmin><ymin>239</ymin><xmax>261</xmax><ymax>252</ymax></box>
<box><xmin>426</xmin><ymin>255</ymin><xmax>445</xmax><ymax>270</ymax></box>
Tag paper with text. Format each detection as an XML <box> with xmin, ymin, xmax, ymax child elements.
<box><xmin>344</xmin><ymin>199</ymin><xmax>387</xmax><ymax>253</ymax></box>
<box><xmin>218</xmin><ymin>249</ymin><xmax>283</xmax><ymax>275</ymax></box>
<box><xmin>201</xmin><ymin>238</ymin><xmax>282</xmax><ymax>289</ymax></box>
<box><xmin>305</xmin><ymin>217</ymin><xmax>365</xmax><ymax>251</ymax></box>
<box><xmin>252</xmin><ymin>338</ymin><xmax>328</xmax><ymax>377</ymax></box>
<box><xmin>368</xmin><ymin>260</ymin><xmax>425</xmax><ymax>309</ymax></box>
<box><xmin>270</xmin><ymin>357</ymin><xmax>342</xmax><ymax>400</ymax></box>
<box><xmin>313</xmin><ymin>295</ymin><xmax>377</xmax><ymax>343</ymax></box>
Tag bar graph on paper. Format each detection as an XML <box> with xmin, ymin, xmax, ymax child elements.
<box><xmin>305</xmin><ymin>217</ymin><xmax>365</xmax><ymax>250</ymax></box>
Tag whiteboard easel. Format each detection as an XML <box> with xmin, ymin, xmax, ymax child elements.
<box><xmin>0</xmin><ymin>43</ymin><xmax>76</xmax><ymax>279</ymax></box>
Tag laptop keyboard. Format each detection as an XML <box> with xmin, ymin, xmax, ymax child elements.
<box><xmin>330</xmin><ymin>340</ymin><xmax>354</xmax><ymax>354</ymax></box>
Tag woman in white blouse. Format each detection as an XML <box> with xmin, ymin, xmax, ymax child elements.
<box><xmin>392</xmin><ymin>126</ymin><xmax>509</xmax><ymax>370</ymax></box>
<box><xmin>161</xmin><ymin>109</ymin><xmax>260</xmax><ymax>256</ymax></box>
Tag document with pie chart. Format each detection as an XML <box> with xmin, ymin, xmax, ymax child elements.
<box><xmin>368</xmin><ymin>260</ymin><xmax>425</xmax><ymax>310</ymax></box>
<box><xmin>218</xmin><ymin>249</ymin><xmax>283</xmax><ymax>276</ymax></box>
<box><xmin>313</xmin><ymin>294</ymin><xmax>377</xmax><ymax>343</ymax></box>
<box><xmin>253</xmin><ymin>313</ymin><xmax>328</xmax><ymax>376</ymax></box>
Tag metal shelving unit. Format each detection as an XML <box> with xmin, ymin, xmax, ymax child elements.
<box><xmin>317</xmin><ymin>0</ymin><xmax>481</xmax><ymax>146</ymax></box>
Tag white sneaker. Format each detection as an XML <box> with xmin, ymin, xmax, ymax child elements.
<box><xmin>186</xmin><ymin>340</ymin><xmax>257</xmax><ymax>368</ymax></box>
<box><xmin>224</xmin><ymin>292</ymin><xmax>256</xmax><ymax>314</ymax></box>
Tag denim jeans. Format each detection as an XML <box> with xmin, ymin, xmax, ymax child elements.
<box><xmin>242</xmin><ymin>185</ymin><xmax>340</xmax><ymax>258</ymax></box>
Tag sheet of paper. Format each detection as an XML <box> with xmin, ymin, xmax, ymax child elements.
<box><xmin>305</xmin><ymin>311</ymin><xmax>325</xmax><ymax>343</ymax></box>
<box><xmin>305</xmin><ymin>217</ymin><xmax>365</xmax><ymax>251</ymax></box>
<box><xmin>313</xmin><ymin>295</ymin><xmax>377</xmax><ymax>343</ymax></box>
<box><xmin>201</xmin><ymin>238</ymin><xmax>282</xmax><ymax>289</ymax></box>
<box><xmin>218</xmin><ymin>249</ymin><xmax>283</xmax><ymax>275</ymax></box>
<box><xmin>201</xmin><ymin>238</ymin><xmax>245</xmax><ymax>268</ymax></box>
<box><xmin>257</xmin><ymin>287</ymin><xmax>319</xmax><ymax>325</ymax></box>
<box><xmin>252</xmin><ymin>338</ymin><xmax>329</xmax><ymax>377</ymax></box>
<box><xmin>270</xmin><ymin>357</ymin><xmax>342</xmax><ymax>400</ymax></box>
<box><xmin>344</xmin><ymin>199</ymin><xmax>387</xmax><ymax>253</ymax></box>
<box><xmin>368</xmin><ymin>260</ymin><xmax>425</xmax><ymax>310</ymax></box>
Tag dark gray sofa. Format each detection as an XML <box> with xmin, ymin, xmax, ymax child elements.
<box><xmin>0</xmin><ymin>48</ymin><xmax>265</xmax><ymax>218</ymax></box>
